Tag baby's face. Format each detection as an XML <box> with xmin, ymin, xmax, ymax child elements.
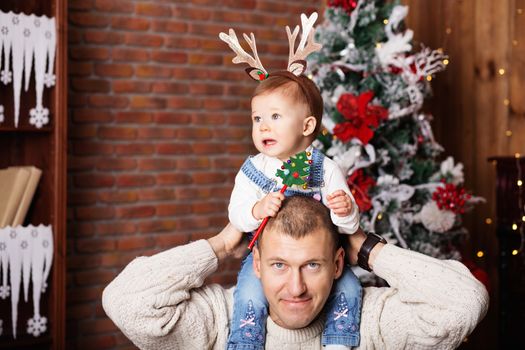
<box><xmin>251</xmin><ymin>89</ymin><xmax>311</xmax><ymax>161</ymax></box>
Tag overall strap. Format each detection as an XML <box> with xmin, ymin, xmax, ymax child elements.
<box><xmin>240</xmin><ymin>157</ymin><xmax>276</xmax><ymax>194</ymax></box>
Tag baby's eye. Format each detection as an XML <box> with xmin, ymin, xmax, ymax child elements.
<box><xmin>253</xmin><ymin>116</ymin><xmax>261</xmax><ymax>123</ymax></box>
<box><xmin>271</xmin><ymin>113</ymin><xmax>281</xmax><ymax>120</ymax></box>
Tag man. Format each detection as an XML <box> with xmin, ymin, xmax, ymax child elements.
<box><xmin>103</xmin><ymin>196</ymin><xmax>488</xmax><ymax>349</ymax></box>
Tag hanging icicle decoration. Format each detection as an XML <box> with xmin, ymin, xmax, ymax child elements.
<box><xmin>0</xmin><ymin>225</ymin><xmax>54</xmax><ymax>339</ymax></box>
<box><xmin>0</xmin><ymin>11</ymin><xmax>56</xmax><ymax>128</ymax></box>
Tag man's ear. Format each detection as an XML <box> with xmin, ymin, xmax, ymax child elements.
<box><xmin>253</xmin><ymin>246</ymin><xmax>262</xmax><ymax>279</ymax></box>
<box><xmin>302</xmin><ymin>116</ymin><xmax>317</xmax><ymax>137</ymax></box>
<box><xmin>333</xmin><ymin>247</ymin><xmax>345</xmax><ymax>279</ymax></box>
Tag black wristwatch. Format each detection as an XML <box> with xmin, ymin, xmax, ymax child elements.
<box><xmin>357</xmin><ymin>232</ymin><xmax>387</xmax><ymax>272</ymax></box>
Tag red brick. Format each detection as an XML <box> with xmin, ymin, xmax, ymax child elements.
<box><xmin>69</xmin><ymin>0</ymin><xmax>94</xmax><ymax>10</ymax></box>
<box><xmin>67</xmin><ymin>285</ymin><xmax>106</xmax><ymax>303</ymax></box>
<box><xmin>225</xmin><ymin>83</ymin><xmax>254</xmax><ymax>96</ymax></box>
<box><xmin>154</xmin><ymin>233</ymin><xmax>189</xmax><ymax>248</ymax></box>
<box><xmin>116</xmin><ymin>174</ymin><xmax>156</xmax><ymax>187</ymax></box>
<box><xmin>211</xmin><ymin>156</ymin><xmax>246</xmax><ymax>169</ymax></box>
<box><xmin>192</xmin><ymin>201</ymin><xmax>227</xmax><ymax>214</ymax></box>
<box><xmin>203</xmin><ymin>98</ymin><xmax>239</xmax><ymax>110</ymax></box>
<box><xmin>192</xmin><ymin>142</ymin><xmax>226</xmax><ymax>154</ymax></box>
<box><xmin>213</xmin><ymin>127</ymin><xmax>249</xmax><ymax>140</ymax></box>
<box><xmin>151</xmin><ymin>20</ymin><xmax>187</xmax><ymax>33</ymax></box>
<box><xmin>189</xmin><ymin>83</ymin><xmax>224</xmax><ymax>95</ymax></box>
<box><xmin>75</xmin><ymin>334</ymin><xmax>116</xmax><ymax>350</ymax></box>
<box><xmin>111</xmin><ymin>17</ymin><xmax>150</xmax><ymax>31</ymax></box>
<box><xmin>69</xmin><ymin>191</ymin><xmax>98</xmax><ymax>205</ymax></box>
<box><xmin>98</xmin><ymin>126</ymin><xmax>137</xmax><ymax>140</ymax></box>
<box><xmin>228</xmin><ymin>113</ymin><xmax>251</xmax><ymax>126</ymax></box>
<box><xmin>98</xmin><ymin>191</ymin><xmax>139</xmax><ymax>203</ymax></box>
<box><xmin>138</xmin><ymin>188</ymin><xmax>176</xmax><ymax>201</ymax></box>
<box><xmin>69</xmin><ymin>13</ymin><xmax>110</xmax><ymax>28</ymax></box>
<box><xmin>124</xmin><ymin>33</ymin><xmax>164</xmax><ymax>47</ymax></box>
<box><xmin>75</xmin><ymin>270</ymin><xmax>116</xmax><ymax>286</ymax></box>
<box><xmin>66</xmin><ymin>304</ymin><xmax>94</xmax><ymax>321</ymax></box>
<box><xmin>96</xmin><ymin>158</ymin><xmax>137</xmax><ymax>171</ymax></box>
<box><xmin>71</xmin><ymin>78</ymin><xmax>109</xmax><ymax>92</ymax></box>
<box><xmin>94</xmin><ymin>0</ymin><xmax>134</xmax><ymax>13</ymax></box>
<box><xmin>156</xmin><ymin>173</ymin><xmax>192</xmax><ymax>185</ymax></box>
<box><xmin>173</xmin><ymin>6</ymin><xmax>212</xmax><ymax>20</ymax></box>
<box><xmin>136</xmin><ymin>2</ymin><xmax>172</xmax><ymax>16</ymax></box>
<box><xmin>191</xmin><ymin>172</ymin><xmax>228</xmax><ymax>184</ymax></box>
<box><xmin>130</xmin><ymin>96</ymin><xmax>167</xmax><ymax>109</ymax></box>
<box><xmin>176</xmin><ymin>128</ymin><xmax>213</xmax><ymax>139</ymax></box>
<box><xmin>165</xmin><ymin>37</ymin><xmax>201</xmax><ymax>49</ymax></box>
<box><xmin>226</xmin><ymin>143</ymin><xmax>256</xmax><ymax>154</ymax></box>
<box><xmin>116</xmin><ymin>205</ymin><xmax>156</xmax><ymax>218</ymax></box>
<box><xmin>166</xmin><ymin>96</ymin><xmax>202</xmax><ymax>109</ymax></box>
<box><xmin>95</xmin><ymin>63</ymin><xmax>134</xmax><ymax>78</ymax></box>
<box><xmin>70</xmin><ymin>47</ymin><xmax>110</xmax><ymax>61</ymax></box>
<box><xmin>115</xmin><ymin>111</ymin><xmax>153</xmax><ymax>123</ymax></box>
<box><xmin>175</xmin><ymin>217</ymin><xmax>210</xmax><ymax>230</ymax></box>
<box><xmin>153</xmin><ymin>112</ymin><xmax>191</xmax><ymax>124</ymax></box>
<box><xmin>73</xmin><ymin>109</ymin><xmax>113</xmax><ymax>123</ymax></box>
<box><xmin>117</xmin><ymin>236</ymin><xmax>155</xmax><ymax>250</ymax></box>
<box><xmin>156</xmin><ymin>203</ymin><xmax>192</xmax><ymax>216</ymax></box>
<box><xmin>136</xmin><ymin>65</ymin><xmax>172</xmax><ymax>78</ymax></box>
<box><xmin>78</xmin><ymin>318</ymin><xmax>118</xmax><ymax>335</ymax></box>
<box><xmin>73</xmin><ymin>174</ymin><xmax>115</xmax><ymax>188</ymax></box>
<box><xmin>156</xmin><ymin>143</ymin><xmax>193</xmax><ymax>155</ymax></box>
<box><xmin>72</xmin><ymin>142</ymin><xmax>114</xmax><ymax>156</ymax></box>
<box><xmin>84</xmin><ymin>31</ymin><xmax>124</xmax><ymax>45</ymax></box>
<box><xmin>191</xmin><ymin>113</ymin><xmax>226</xmax><ymax>125</ymax></box>
<box><xmin>188</xmin><ymin>22</ymin><xmax>229</xmax><ymax>36</ymax></box>
<box><xmin>70</xmin><ymin>125</ymin><xmax>98</xmax><ymax>139</ymax></box>
<box><xmin>76</xmin><ymin>238</ymin><xmax>116</xmax><ymax>253</ymax></box>
<box><xmin>188</xmin><ymin>53</ymin><xmax>223</xmax><ymax>65</ymax></box>
<box><xmin>138</xmin><ymin>220</ymin><xmax>178</xmax><ymax>234</ymax></box>
<box><xmin>69</xmin><ymin>157</ymin><xmax>97</xmax><ymax>171</ymax></box>
<box><xmin>113</xmin><ymin>80</ymin><xmax>152</xmax><ymax>93</ymax></box>
<box><xmin>138</xmin><ymin>158</ymin><xmax>176</xmax><ymax>170</ymax></box>
<box><xmin>151</xmin><ymin>82</ymin><xmax>188</xmax><ymax>94</ymax></box>
<box><xmin>97</xmin><ymin>222</ymin><xmax>137</xmax><ymax>236</ymax></box>
<box><xmin>69</xmin><ymin>62</ymin><xmax>93</xmax><ymax>76</ymax></box>
<box><xmin>137</xmin><ymin>127</ymin><xmax>178</xmax><ymax>139</ymax></box>
<box><xmin>89</xmin><ymin>95</ymin><xmax>130</xmax><ymax>108</ymax></box>
<box><xmin>112</xmin><ymin>48</ymin><xmax>150</xmax><ymax>62</ymax></box>
<box><xmin>69</xmin><ymin>222</ymin><xmax>96</xmax><ymax>237</ymax></box>
<box><xmin>176</xmin><ymin>157</ymin><xmax>210</xmax><ymax>170</ymax></box>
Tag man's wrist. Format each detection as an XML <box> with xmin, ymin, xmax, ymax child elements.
<box><xmin>207</xmin><ymin>235</ymin><xmax>228</xmax><ymax>262</ymax></box>
<box><xmin>357</xmin><ymin>232</ymin><xmax>387</xmax><ymax>271</ymax></box>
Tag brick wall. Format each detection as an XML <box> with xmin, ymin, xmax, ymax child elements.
<box><xmin>67</xmin><ymin>0</ymin><xmax>323</xmax><ymax>348</ymax></box>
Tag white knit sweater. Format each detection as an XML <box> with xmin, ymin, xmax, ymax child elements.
<box><xmin>102</xmin><ymin>240</ymin><xmax>489</xmax><ymax>350</ymax></box>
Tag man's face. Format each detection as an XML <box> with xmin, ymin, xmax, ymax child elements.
<box><xmin>253</xmin><ymin>228</ymin><xmax>344</xmax><ymax>329</ymax></box>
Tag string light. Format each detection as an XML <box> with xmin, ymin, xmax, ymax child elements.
<box><xmin>443</xmin><ymin>59</ymin><xmax>450</xmax><ymax>65</ymax></box>
<box><xmin>498</xmin><ymin>68</ymin><xmax>505</xmax><ymax>75</ymax></box>
<box><xmin>426</xmin><ymin>75</ymin><xmax>432</xmax><ymax>81</ymax></box>
<box><xmin>518</xmin><ymin>179</ymin><xmax>523</xmax><ymax>186</ymax></box>
<box><xmin>506</xmin><ymin>130</ymin><xmax>513</xmax><ymax>137</ymax></box>
<box><xmin>377</xmin><ymin>213</ymin><xmax>383</xmax><ymax>220</ymax></box>
<box><xmin>513</xmin><ymin>39</ymin><xmax>518</xmax><ymax>46</ymax></box>
<box><xmin>518</xmin><ymin>8</ymin><xmax>523</xmax><ymax>15</ymax></box>
<box><xmin>503</xmin><ymin>99</ymin><xmax>510</xmax><ymax>106</ymax></box>
<box><xmin>383</xmin><ymin>19</ymin><xmax>389</xmax><ymax>24</ymax></box>
<box><xmin>445</xmin><ymin>27</ymin><xmax>452</xmax><ymax>34</ymax></box>
<box><xmin>512</xmin><ymin>223</ymin><xmax>518</xmax><ymax>230</ymax></box>
<box><xmin>485</xmin><ymin>218</ymin><xmax>493</xmax><ymax>225</ymax></box>
<box><xmin>512</xmin><ymin>249</ymin><xmax>519</xmax><ymax>255</ymax></box>
<box><xmin>476</xmin><ymin>250</ymin><xmax>484</xmax><ymax>258</ymax></box>
<box><xmin>375</xmin><ymin>43</ymin><xmax>382</xmax><ymax>49</ymax></box>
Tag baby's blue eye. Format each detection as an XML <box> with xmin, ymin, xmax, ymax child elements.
<box><xmin>253</xmin><ymin>116</ymin><xmax>261</xmax><ymax>122</ymax></box>
<box><xmin>271</xmin><ymin>113</ymin><xmax>281</xmax><ymax>120</ymax></box>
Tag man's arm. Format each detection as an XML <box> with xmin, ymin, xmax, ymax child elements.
<box><xmin>347</xmin><ymin>232</ymin><xmax>489</xmax><ymax>349</ymax></box>
<box><xmin>102</xmin><ymin>224</ymin><xmax>244</xmax><ymax>350</ymax></box>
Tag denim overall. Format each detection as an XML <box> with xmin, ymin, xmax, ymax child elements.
<box><xmin>226</xmin><ymin>149</ymin><xmax>361</xmax><ymax>349</ymax></box>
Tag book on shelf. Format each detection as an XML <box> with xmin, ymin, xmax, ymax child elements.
<box><xmin>0</xmin><ymin>166</ymin><xmax>42</xmax><ymax>228</ymax></box>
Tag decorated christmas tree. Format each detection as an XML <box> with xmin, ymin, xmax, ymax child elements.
<box><xmin>308</xmin><ymin>0</ymin><xmax>483</xmax><ymax>261</ymax></box>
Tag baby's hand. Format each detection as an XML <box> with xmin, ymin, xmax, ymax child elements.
<box><xmin>252</xmin><ymin>191</ymin><xmax>285</xmax><ymax>220</ymax></box>
<box><xmin>327</xmin><ymin>190</ymin><xmax>354</xmax><ymax>217</ymax></box>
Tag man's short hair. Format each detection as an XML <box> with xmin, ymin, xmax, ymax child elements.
<box><xmin>260</xmin><ymin>196</ymin><xmax>340</xmax><ymax>252</ymax></box>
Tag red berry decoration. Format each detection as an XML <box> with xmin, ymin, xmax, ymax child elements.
<box><xmin>432</xmin><ymin>181</ymin><xmax>471</xmax><ymax>214</ymax></box>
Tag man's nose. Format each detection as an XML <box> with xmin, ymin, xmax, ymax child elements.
<box><xmin>287</xmin><ymin>270</ymin><xmax>307</xmax><ymax>297</ymax></box>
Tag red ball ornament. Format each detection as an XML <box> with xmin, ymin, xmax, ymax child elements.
<box><xmin>292</xmin><ymin>172</ymin><xmax>299</xmax><ymax>179</ymax></box>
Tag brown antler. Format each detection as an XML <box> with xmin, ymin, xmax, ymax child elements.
<box><xmin>219</xmin><ymin>29</ymin><xmax>269</xmax><ymax>81</ymax></box>
<box><xmin>286</xmin><ymin>13</ymin><xmax>322</xmax><ymax>76</ymax></box>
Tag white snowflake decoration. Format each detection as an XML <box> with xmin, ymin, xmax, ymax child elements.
<box><xmin>0</xmin><ymin>285</ymin><xmax>10</xmax><ymax>299</ymax></box>
<box><xmin>29</xmin><ymin>106</ymin><xmax>49</xmax><ymax>128</ymax></box>
<box><xmin>44</xmin><ymin>73</ymin><xmax>55</xmax><ymax>87</ymax></box>
<box><xmin>1</xmin><ymin>70</ymin><xmax>12</xmax><ymax>84</ymax></box>
<box><xmin>27</xmin><ymin>315</ymin><xmax>47</xmax><ymax>337</ymax></box>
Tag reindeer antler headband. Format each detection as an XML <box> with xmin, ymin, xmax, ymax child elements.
<box><xmin>219</xmin><ymin>12</ymin><xmax>322</xmax><ymax>81</ymax></box>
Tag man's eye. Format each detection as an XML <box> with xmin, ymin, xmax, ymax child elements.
<box><xmin>272</xmin><ymin>262</ymin><xmax>285</xmax><ymax>270</ymax></box>
<box><xmin>307</xmin><ymin>262</ymin><xmax>320</xmax><ymax>270</ymax></box>
<box><xmin>271</xmin><ymin>113</ymin><xmax>281</xmax><ymax>120</ymax></box>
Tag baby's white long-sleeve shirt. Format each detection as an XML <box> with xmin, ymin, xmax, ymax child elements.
<box><xmin>228</xmin><ymin>147</ymin><xmax>360</xmax><ymax>234</ymax></box>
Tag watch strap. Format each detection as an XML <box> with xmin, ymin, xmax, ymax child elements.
<box><xmin>357</xmin><ymin>232</ymin><xmax>387</xmax><ymax>272</ymax></box>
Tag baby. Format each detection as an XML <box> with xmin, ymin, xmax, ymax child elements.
<box><xmin>221</xmin><ymin>13</ymin><xmax>362</xmax><ymax>350</ymax></box>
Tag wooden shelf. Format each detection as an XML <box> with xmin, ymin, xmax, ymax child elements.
<box><xmin>0</xmin><ymin>0</ymin><xmax>67</xmax><ymax>349</ymax></box>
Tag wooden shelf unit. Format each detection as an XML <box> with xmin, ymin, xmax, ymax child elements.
<box><xmin>0</xmin><ymin>0</ymin><xmax>67</xmax><ymax>349</ymax></box>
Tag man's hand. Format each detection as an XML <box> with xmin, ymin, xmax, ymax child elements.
<box><xmin>252</xmin><ymin>191</ymin><xmax>285</xmax><ymax>220</ymax></box>
<box><xmin>208</xmin><ymin>223</ymin><xmax>246</xmax><ymax>262</ymax></box>
<box><xmin>327</xmin><ymin>190</ymin><xmax>354</xmax><ymax>217</ymax></box>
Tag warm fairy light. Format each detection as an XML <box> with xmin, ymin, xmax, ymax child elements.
<box><xmin>426</xmin><ymin>75</ymin><xmax>432</xmax><ymax>81</ymax></box>
<box><xmin>512</xmin><ymin>223</ymin><xmax>518</xmax><ymax>230</ymax></box>
<box><xmin>498</xmin><ymin>68</ymin><xmax>505</xmax><ymax>75</ymax></box>
<box><xmin>383</xmin><ymin>19</ymin><xmax>389</xmax><ymax>24</ymax></box>
<box><xmin>516</xmin><ymin>153</ymin><xmax>521</xmax><ymax>158</ymax></box>
<box><xmin>437</xmin><ymin>47</ymin><xmax>444</xmax><ymax>53</ymax></box>
<box><xmin>485</xmin><ymin>218</ymin><xmax>493</xmax><ymax>225</ymax></box>
<box><xmin>504</xmin><ymin>99</ymin><xmax>510</xmax><ymax>106</ymax></box>
<box><xmin>445</xmin><ymin>28</ymin><xmax>452</xmax><ymax>34</ymax></box>
<box><xmin>377</xmin><ymin>213</ymin><xmax>383</xmax><ymax>220</ymax></box>
<box><xmin>513</xmin><ymin>39</ymin><xmax>518</xmax><ymax>46</ymax></box>
<box><xmin>476</xmin><ymin>250</ymin><xmax>484</xmax><ymax>258</ymax></box>
<box><xmin>376</xmin><ymin>42</ymin><xmax>382</xmax><ymax>48</ymax></box>
<box><xmin>506</xmin><ymin>130</ymin><xmax>513</xmax><ymax>137</ymax></box>
<box><xmin>443</xmin><ymin>59</ymin><xmax>449</xmax><ymax>65</ymax></box>
<box><xmin>307</xmin><ymin>73</ymin><xmax>313</xmax><ymax>79</ymax></box>
<box><xmin>518</xmin><ymin>179</ymin><xmax>523</xmax><ymax>186</ymax></box>
<box><xmin>512</xmin><ymin>249</ymin><xmax>519</xmax><ymax>255</ymax></box>
<box><xmin>522</xmin><ymin>215</ymin><xmax>525</xmax><ymax>222</ymax></box>
<box><xmin>518</xmin><ymin>8</ymin><xmax>523</xmax><ymax>14</ymax></box>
